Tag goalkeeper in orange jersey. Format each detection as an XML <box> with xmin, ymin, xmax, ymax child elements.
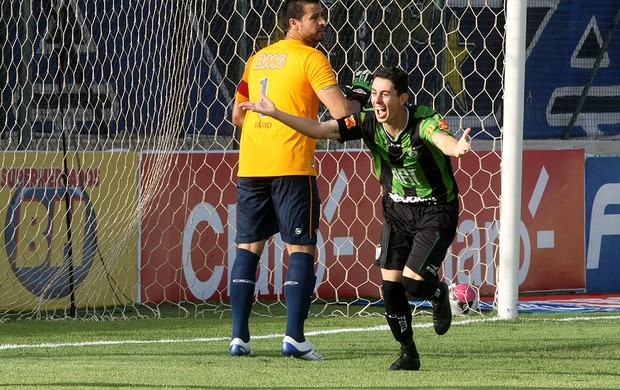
<box><xmin>229</xmin><ymin>0</ymin><xmax>365</xmax><ymax>360</ymax></box>
<box><xmin>240</xmin><ymin>65</ymin><xmax>471</xmax><ymax>371</ymax></box>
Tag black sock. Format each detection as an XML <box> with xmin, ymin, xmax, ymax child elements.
<box><xmin>382</xmin><ymin>280</ymin><xmax>415</xmax><ymax>352</ymax></box>
<box><xmin>402</xmin><ymin>276</ymin><xmax>443</xmax><ymax>300</ymax></box>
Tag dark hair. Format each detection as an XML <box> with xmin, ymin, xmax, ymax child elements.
<box><xmin>374</xmin><ymin>66</ymin><xmax>408</xmax><ymax>96</ymax></box>
<box><xmin>279</xmin><ymin>0</ymin><xmax>320</xmax><ymax>33</ymax></box>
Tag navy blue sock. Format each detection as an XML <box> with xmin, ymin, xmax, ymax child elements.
<box><xmin>229</xmin><ymin>248</ymin><xmax>260</xmax><ymax>342</ymax></box>
<box><xmin>284</xmin><ymin>252</ymin><xmax>316</xmax><ymax>342</ymax></box>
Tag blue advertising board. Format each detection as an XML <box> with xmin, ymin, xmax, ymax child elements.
<box><xmin>585</xmin><ymin>156</ymin><xmax>620</xmax><ymax>293</ymax></box>
<box><xmin>524</xmin><ymin>0</ymin><xmax>620</xmax><ymax>138</ymax></box>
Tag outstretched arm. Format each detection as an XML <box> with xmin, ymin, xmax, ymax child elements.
<box><xmin>316</xmin><ymin>84</ymin><xmax>360</xmax><ymax>118</ymax></box>
<box><xmin>432</xmin><ymin>128</ymin><xmax>472</xmax><ymax>157</ymax></box>
<box><xmin>239</xmin><ymin>91</ymin><xmax>341</xmax><ymax>140</ymax></box>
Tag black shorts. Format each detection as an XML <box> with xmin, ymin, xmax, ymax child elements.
<box><xmin>235</xmin><ymin>176</ymin><xmax>321</xmax><ymax>245</ymax></box>
<box><xmin>374</xmin><ymin>195</ymin><xmax>459</xmax><ymax>281</ymax></box>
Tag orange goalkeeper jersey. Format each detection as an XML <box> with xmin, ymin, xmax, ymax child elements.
<box><xmin>235</xmin><ymin>39</ymin><xmax>338</xmax><ymax>177</ymax></box>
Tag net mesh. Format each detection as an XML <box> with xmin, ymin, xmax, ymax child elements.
<box><xmin>0</xmin><ymin>0</ymin><xmax>509</xmax><ymax>320</ymax></box>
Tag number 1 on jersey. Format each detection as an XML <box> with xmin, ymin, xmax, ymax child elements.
<box><xmin>259</xmin><ymin>78</ymin><xmax>268</xmax><ymax>119</ymax></box>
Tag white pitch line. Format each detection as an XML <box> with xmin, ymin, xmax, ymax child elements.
<box><xmin>1</xmin><ymin>314</ymin><xmax>618</xmax><ymax>351</ymax></box>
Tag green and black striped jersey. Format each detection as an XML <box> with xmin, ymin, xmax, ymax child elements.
<box><xmin>338</xmin><ymin>104</ymin><xmax>459</xmax><ymax>204</ymax></box>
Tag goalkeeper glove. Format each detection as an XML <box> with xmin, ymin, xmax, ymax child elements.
<box><xmin>345</xmin><ymin>70</ymin><xmax>373</xmax><ymax>108</ymax></box>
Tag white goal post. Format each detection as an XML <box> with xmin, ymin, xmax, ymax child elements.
<box><xmin>0</xmin><ymin>0</ymin><xmax>522</xmax><ymax>320</ymax></box>
<box><xmin>498</xmin><ymin>0</ymin><xmax>526</xmax><ymax>320</ymax></box>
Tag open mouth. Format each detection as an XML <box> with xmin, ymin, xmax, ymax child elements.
<box><xmin>374</xmin><ymin>107</ymin><xmax>387</xmax><ymax>119</ymax></box>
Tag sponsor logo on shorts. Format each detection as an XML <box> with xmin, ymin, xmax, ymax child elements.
<box><xmin>389</xmin><ymin>192</ymin><xmax>437</xmax><ymax>204</ymax></box>
<box><xmin>426</xmin><ymin>264</ymin><xmax>439</xmax><ymax>277</ymax></box>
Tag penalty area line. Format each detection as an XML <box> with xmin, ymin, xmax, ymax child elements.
<box><xmin>1</xmin><ymin>314</ymin><xmax>617</xmax><ymax>351</ymax></box>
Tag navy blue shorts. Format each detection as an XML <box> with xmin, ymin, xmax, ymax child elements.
<box><xmin>375</xmin><ymin>195</ymin><xmax>459</xmax><ymax>281</ymax></box>
<box><xmin>235</xmin><ymin>176</ymin><xmax>321</xmax><ymax>245</ymax></box>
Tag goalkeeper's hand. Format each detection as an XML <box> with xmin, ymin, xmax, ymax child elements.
<box><xmin>345</xmin><ymin>70</ymin><xmax>373</xmax><ymax>108</ymax></box>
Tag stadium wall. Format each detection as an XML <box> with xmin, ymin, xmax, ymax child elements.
<box><xmin>138</xmin><ymin>149</ymin><xmax>592</xmax><ymax>303</ymax></box>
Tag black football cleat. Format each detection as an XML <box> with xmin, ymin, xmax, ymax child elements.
<box><xmin>389</xmin><ymin>353</ymin><xmax>421</xmax><ymax>371</ymax></box>
<box><xmin>432</xmin><ymin>282</ymin><xmax>452</xmax><ymax>335</ymax></box>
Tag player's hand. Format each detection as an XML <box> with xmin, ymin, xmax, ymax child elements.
<box><xmin>345</xmin><ymin>70</ymin><xmax>373</xmax><ymax>108</ymax></box>
<box><xmin>238</xmin><ymin>91</ymin><xmax>278</xmax><ymax>117</ymax></box>
<box><xmin>456</xmin><ymin>128</ymin><xmax>472</xmax><ymax>157</ymax></box>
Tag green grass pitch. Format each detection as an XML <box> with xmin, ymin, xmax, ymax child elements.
<box><xmin>0</xmin><ymin>306</ymin><xmax>618</xmax><ymax>389</ymax></box>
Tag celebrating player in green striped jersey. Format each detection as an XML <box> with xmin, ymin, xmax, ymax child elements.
<box><xmin>241</xmin><ymin>65</ymin><xmax>470</xmax><ymax>371</ymax></box>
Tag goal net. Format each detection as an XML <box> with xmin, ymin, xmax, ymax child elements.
<box><xmin>0</xmin><ymin>0</ymin><xmax>504</xmax><ymax>320</ymax></box>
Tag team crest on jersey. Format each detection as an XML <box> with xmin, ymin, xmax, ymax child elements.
<box><xmin>425</xmin><ymin>124</ymin><xmax>435</xmax><ymax>136</ymax></box>
<box><xmin>344</xmin><ymin>115</ymin><xmax>357</xmax><ymax>129</ymax></box>
<box><xmin>406</xmin><ymin>149</ymin><xmax>418</xmax><ymax>160</ymax></box>
<box><xmin>439</xmin><ymin>118</ymin><xmax>449</xmax><ymax>130</ymax></box>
